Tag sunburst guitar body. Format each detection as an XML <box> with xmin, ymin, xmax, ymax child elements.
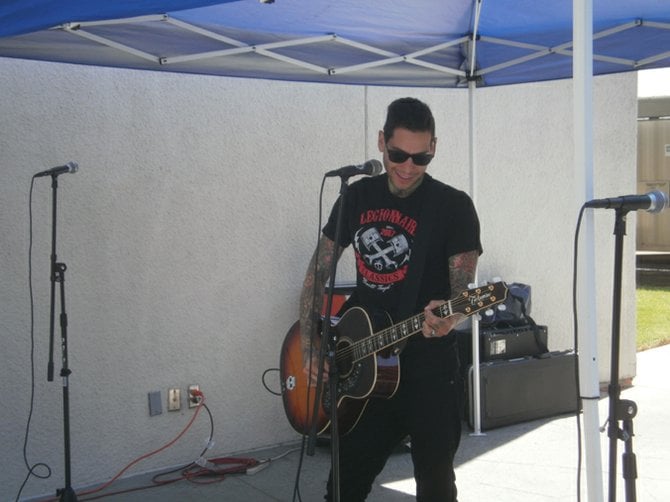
<box><xmin>279</xmin><ymin>282</ymin><xmax>508</xmax><ymax>436</ymax></box>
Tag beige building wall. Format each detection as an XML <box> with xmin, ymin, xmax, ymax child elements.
<box><xmin>637</xmin><ymin>102</ymin><xmax>670</xmax><ymax>251</ymax></box>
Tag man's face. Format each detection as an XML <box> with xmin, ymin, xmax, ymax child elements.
<box><xmin>378</xmin><ymin>127</ymin><xmax>436</xmax><ymax>193</ymax></box>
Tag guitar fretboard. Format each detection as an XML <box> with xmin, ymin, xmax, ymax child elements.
<box><xmin>338</xmin><ymin>282</ymin><xmax>505</xmax><ymax>364</ymax></box>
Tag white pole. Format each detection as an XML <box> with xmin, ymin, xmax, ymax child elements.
<box><xmin>468</xmin><ymin>79</ymin><xmax>485</xmax><ymax>436</ymax></box>
<box><xmin>573</xmin><ymin>1</ymin><xmax>604</xmax><ymax>500</ymax></box>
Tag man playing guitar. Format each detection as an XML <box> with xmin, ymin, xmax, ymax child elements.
<box><xmin>298</xmin><ymin>97</ymin><xmax>482</xmax><ymax>501</ymax></box>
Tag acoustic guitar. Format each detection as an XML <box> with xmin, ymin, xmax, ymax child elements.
<box><xmin>279</xmin><ymin>282</ymin><xmax>508</xmax><ymax>435</ymax></box>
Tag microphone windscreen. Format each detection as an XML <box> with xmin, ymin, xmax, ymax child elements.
<box><xmin>365</xmin><ymin>159</ymin><xmax>383</xmax><ymax>176</ymax></box>
<box><xmin>648</xmin><ymin>190</ymin><xmax>669</xmax><ymax>214</ymax></box>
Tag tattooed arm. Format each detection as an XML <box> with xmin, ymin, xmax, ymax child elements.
<box><xmin>447</xmin><ymin>249</ymin><xmax>479</xmax><ymax>295</ymax></box>
<box><xmin>422</xmin><ymin>249</ymin><xmax>479</xmax><ymax>338</ymax></box>
<box><xmin>299</xmin><ymin>235</ymin><xmax>344</xmax><ymax>377</ymax></box>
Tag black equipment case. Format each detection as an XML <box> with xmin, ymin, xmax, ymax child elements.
<box><xmin>480</xmin><ymin>323</ymin><xmax>548</xmax><ymax>361</ymax></box>
<box><xmin>466</xmin><ymin>350</ymin><xmax>579</xmax><ymax>430</ymax></box>
<box><xmin>457</xmin><ymin>323</ymin><xmax>548</xmax><ymax>372</ymax></box>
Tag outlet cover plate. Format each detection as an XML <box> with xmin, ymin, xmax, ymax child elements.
<box><xmin>168</xmin><ymin>388</ymin><xmax>181</xmax><ymax>411</ymax></box>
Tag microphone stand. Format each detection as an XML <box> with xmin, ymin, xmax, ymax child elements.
<box><xmin>606</xmin><ymin>208</ymin><xmax>637</xmax><ymax>502</ymax></box>
<box><xmin>45</xmin><ymin>174</ymin><xmax>78</xmax><ymax>502</ymax></box>
<box><xmin>307</xmin><ymin>175</ymin><xmax>351</xmax><ymax>502</ymax></box>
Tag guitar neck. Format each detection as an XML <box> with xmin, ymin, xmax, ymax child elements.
<box><xmin>349</xmin><ymin>303</ymin><xmax>449</xmax><ymax>362</ymax></box>
<box><xmin>349</xmin><ymin>282</ymin><xmax>506</xmax><ymax>362</ymax></box>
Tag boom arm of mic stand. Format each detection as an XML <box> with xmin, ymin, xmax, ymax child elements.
<box><xmin>307</xmin><ymin>176</ymin><xmax>349</xmax><ymax>502</ymax></box>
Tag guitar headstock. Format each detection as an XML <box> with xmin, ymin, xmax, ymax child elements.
<box><xmin>451</xmin><ymin>281</ymin><xmax>508</xmax><ymax>317</ymax></box>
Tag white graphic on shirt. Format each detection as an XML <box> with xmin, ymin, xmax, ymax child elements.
<box><xmin>354</xmin><ymin>224</ymin><xmax>412</xmax><ymax>292</ymax></box>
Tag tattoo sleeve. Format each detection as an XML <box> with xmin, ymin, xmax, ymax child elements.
<box><xmin>299</xmin><ymin>235</ymin><xmax>343</xmax><ymax>362</ymax></box>
<box><xmin>448</xmin><ymin>249</ymin><xmax>479</xmax><ymax>297</ymax></box>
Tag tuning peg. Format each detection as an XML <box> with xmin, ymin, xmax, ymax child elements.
<box><xmin>491</xmin><ymin>276</ymin><xmax>502</xmax><ymax>283</ymax></box>
<box><xmin>474</xmin><ymin>313</ymin><xmax>482</xmax><ymax>321</ymax></box>
<box><xmin>484</xmin><ymin>309</ymin><xmax>494</xmax><ymax>317</ymax></box>
<box><xmin>497</xmin><ymin>304</ymin><xmax>507</xmax><ymax>312</ymax></box>
<box><xmin>468</xmin><ymin>282</ymin><xmax>477</xmax><ymax>289</ymax></box>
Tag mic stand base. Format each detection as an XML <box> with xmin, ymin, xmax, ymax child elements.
<box><xmin>58</xmin><ymin>487</ymin><xmax>78</xmax><ymax>502</ymax></box>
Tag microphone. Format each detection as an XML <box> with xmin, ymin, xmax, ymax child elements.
<box><xmin>34</xmin><ymin>162</ymin><xmax>79</xmax><ymax>178</ymax></box>
<box><xmin>325</xmin><ymin>159</ymin><xmax>383</xmax><ymax>178</ymax></box>
<box><xmin>585</xmin><ymin>190</ymin><xmax>669</xmax><ymax>214</ymax></box>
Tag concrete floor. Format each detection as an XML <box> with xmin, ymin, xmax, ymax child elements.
<box><xmin>37</xmin><ymin>344</ymin><xmax>670</xmax><ymax>502</ymax></box>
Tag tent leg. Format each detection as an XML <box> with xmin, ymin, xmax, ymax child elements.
<box><xmin>467</xmin><ymin>80</ymin><xmax>485</xmax><ymax>437</ymax></box>
<box><xmin>574</xmin><ymin>0</ymin><xmax>604</xmax><ymax>501</ymax></box>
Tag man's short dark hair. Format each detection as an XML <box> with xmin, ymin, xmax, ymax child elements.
<box><xmin>383</xmin><ymin>97</ymin><xmax>435</xmax><ymax>143</ymax></box>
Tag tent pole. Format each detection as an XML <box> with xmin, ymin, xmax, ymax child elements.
<box><xmin>573</xmin><ymin>1</ymin><xmax>604</xmax><ymax>501</ymax></box>
<box><xmin>467</xmin><ymin>0</ymin><xmax>485</xmax><ymax>438</ymax></box>
<box><xmin>467</xmin><ymin>79</ymin><xmax>484</xmax><ymax>436</ymax></box>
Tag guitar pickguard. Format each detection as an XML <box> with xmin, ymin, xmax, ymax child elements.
<box><xmin>322</xmin><ymin>361</ymin><xmax>364</xmax><ymax>414</ymax></box>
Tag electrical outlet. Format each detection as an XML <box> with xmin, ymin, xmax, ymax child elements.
<box><xmin>188</xmin><ymin>384</ymin><xmax>201</xmax><ymax>408</ymax></box>
<box><xmin>168</xmin><ymin>388</ymin><xmax>181</xmax><ymax>411</ymax></box>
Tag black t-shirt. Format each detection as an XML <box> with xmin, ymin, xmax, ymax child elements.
<box><xmin>323</xmin><ymin>173</ymin><xmax>482</xmax><ymax>379</ymax></box>
<box><xmin>323</xmin><ymin>173</ymin><xmax>482</xmax><ymax>320</ymax></box>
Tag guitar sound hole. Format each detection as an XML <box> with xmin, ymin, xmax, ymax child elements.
<box><xmin>336</xmin><ymin>340</ymin><xmax>354</xmax><ymax>378</ymax></box>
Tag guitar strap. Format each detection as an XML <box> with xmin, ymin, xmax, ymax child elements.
<box><xmin>396</xmin><ymin>177</ymin><xmax>442</xmax><ymax>322</ymax></box>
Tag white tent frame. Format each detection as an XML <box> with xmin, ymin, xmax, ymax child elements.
<box><xmin>32</xmin><ymin>13</ymin><xmax>668</xmax><ymax>86</ymax></box>
<box><xmin>574</xmin><ymin>1</ymin><xmax>604</xmax><ymax>501</ymax></box>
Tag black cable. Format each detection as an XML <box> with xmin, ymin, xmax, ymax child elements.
<box><xmin>149</xmin><ymin>402</ymin><xmax>216</xmax><ymax>484</ymax></box>
<box><xmin>573</xmin><ymin>206</ymin><xmax>585</xmax><ymax>502</ymax></box>
<box><xmin>16</xmin><ymin>177</ymin><xmax>53</xmax><ymax>502</ymax></box>
<box><xmin>291</xmin><ymin>435</ymin><xmax>309</xmax><ymax>502</ymax></box>
<box><xmin>77</xmin><ymin>479</ymin><xmax>180</xmax><ymax>501</ymax></box>
<box><xmin>261</xmin><ymin>368</ymin><xmax>282</xmax><ymax>396</ymax></box>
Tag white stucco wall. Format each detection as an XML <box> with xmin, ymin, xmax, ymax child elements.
<box><xmin>0</xmin><ymin>57</ymin><xmax>637</xmax><ymax>498</ymax></box>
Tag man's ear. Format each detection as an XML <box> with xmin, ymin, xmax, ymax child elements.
<box><xmin>377</xmin><ymin>130</ymin><xmax>385</xmax><ymax>153</ymax></box>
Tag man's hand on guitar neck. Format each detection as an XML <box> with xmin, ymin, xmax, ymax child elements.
<box><xmin>422</xmin><ymin>300</ymin><xmax>466</xmax><ymax>338</ymax></box>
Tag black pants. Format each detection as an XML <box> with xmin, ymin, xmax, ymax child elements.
<box><xmin>325</xmin><ymin>343</ymin><xmax>462</xmax><ymax>502</ymax></box>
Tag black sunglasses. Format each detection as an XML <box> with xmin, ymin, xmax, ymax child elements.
<box><xmin>386</xmin><ymin>146</ymin><xmax>434</xmax><ymax>166</ymax></box>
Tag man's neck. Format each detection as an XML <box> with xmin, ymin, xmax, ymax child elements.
<box><xmin>388</xmin><ymin>175</ymin><xmax>425</xmax><ymax>198</ymax></box>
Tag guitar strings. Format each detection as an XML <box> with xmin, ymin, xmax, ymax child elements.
<box><xmin>333</xmin><ymin>289</ymin><xmax>496</xmax><ymax>364</ymax></box>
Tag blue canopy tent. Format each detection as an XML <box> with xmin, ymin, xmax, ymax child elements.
<box><xmin>0</xmin><ymin>0</ymin><xmax>668</xmax><ymax>87</ymax></box>
<box><xmin>1</xmin><ymin>2</ymin><xmax>668</xmax><ymax>501</ymax></box>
